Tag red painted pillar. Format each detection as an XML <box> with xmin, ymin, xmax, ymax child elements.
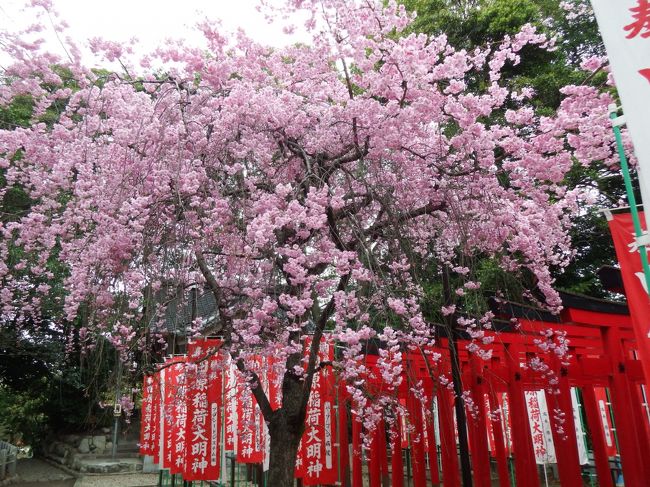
<box><xmin>378</xmin><ymin>419</ymin><xmax>389</xmax><ymax>485</ymax></box>
<box><xmin>391</xmin><ymin>412</ymin><xmax>404</xmax><ymax>487</ymax></box>
<box><xmin>603</xmin><ymin>328</ymin><xmax>644</xmax><ymax>487</ymax></box>
<box><xmin>407</xmin><ymin>390</ymin><xmax>428</xmax><ymax>487</ymax></box>
<box><xmin>581</xmin><ymin>386</ymin><xmax>614</xmax><ymax>487</ymax></box>
<box><xmin>425</xmin><ymin>396</ymin><xmax>440</xmax><ymax>485</ymax></box>
<box><xmin>437</xmin><ymin>386</ymin><xmax>460</xmax><ymax>487</ymax></box>
<box><xmin>505</xmin><ymin>345</ymin><xmax>539</xmax><ymax>487</ymax></box>
<box><xmin>488</xmin><ymin>389</ymin><xmax>510</xmax><ymax>487</ymax></box>
<box><xmin>337</xmin><ymin>385</ymin><xmax>351</xmax><ymax>487</ymax></box>
<box><xmin>369</xmin><ymin>422</ymin><xmax>381</xmax><ymax>487</ymax></box>
<box><xmin>351</xmin><ymin>414</ymin><xmax>363</xmax><ymax>487</ymax></box>
<box><xmin>469</xmin><ymin>361</ymin><xmax>492</xmax><ymax>487</ymax></box>
<box><xmin>628</xmin><ymin>382</ymin><xmax>650</xmax><ymax>480</ymax></box>
<box><xmin>544</xmin><ymin>386</ymin><xmax>582</xmax><ymax>486</ymax></box>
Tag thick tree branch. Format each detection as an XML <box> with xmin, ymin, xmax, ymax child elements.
<box><xmin>363</xmin><ymin>201</ymin><xmax>447</xmax><ymax>239</ymax></box>
<box><xmin>195</xmin><ymin>249</ymin><xmax>274</xmax><ymax>420</ymax></box>
<box><xmin>298</xmin><ymin>273</ymin><xmax>351</xmax><ymax>415</ymax></box>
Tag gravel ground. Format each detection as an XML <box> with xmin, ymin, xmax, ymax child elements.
<box><xmin>6</xmin><ymin>459</ymin><xmax>156</xmax><ymax>487</ymax></box>
<box><xmin>14</xmin><ymin>458</ymin><xmax>76</xmax><ymax>483</ymax></box>
<box><xmin>73</xmin><ymin>473</ymin><xmax>158</xmax><ymax>487</ymax></box>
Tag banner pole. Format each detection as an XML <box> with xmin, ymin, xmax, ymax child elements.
<box><xmin>609</xmin><ymin>105</ymin><xmax>650</xmax><ymax>295</ymax></box>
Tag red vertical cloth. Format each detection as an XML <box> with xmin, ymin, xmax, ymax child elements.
<box><xmin>170</xmin><ymin>358</ymin><xmax>188</xmax><ymax>474</ymax></box>
<box><xmin>608</xmin><ymin>212</ymin><xmax>650</xmax><ymax>384</ymax></box>
<box><xmin>184</xmin><ymin>340</ymin><xmax>223</xmax><ymax>481</ymax></box>
<box><xmin>297</xmin><ymin>339</ymin><xmax>338</xmax><ymax>485</ymax></box>
<box><xmin>235</xmin><ymin>360</ymin><xmax>265</xmax><ymax>464</ymax></box>
<box><xmin>151</xmin><ymin>370</ymin><xmax>163</xmax><ymax>465</ymax></box>
<box><xmin>162</xmin><ymin>357</ymin><xmax>185</xmax><ymax>471</ymax></box>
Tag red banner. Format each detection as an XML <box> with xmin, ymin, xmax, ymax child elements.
<box><xmin>608</xmin><ymin>212</ymin><xmax>650</xmax><ymax>383</ymax></box>
<box><xmin>162</xmin><ymin>358</ymin><xmax>181</xmax><ymax>470</ymax></box>
<box><xmin>152</xmin><ymin>370</ymin><xmax>163</xmax><ymax>465</ymax></box>
<box><xmin>170</xmin><ymin>358</ymin><xmax>188</xmax><ymax>474</ymax></box>
<box><xmin>236</xmin><ymin>376</ymin><xmax>265</xmax><ymax>463</ymax></box>
<box><xmin>184</xmin><ymin>340</ymin><xmax>223</xmax><ymax>481</ymax></box>
<box><xmin>296</xmin><ymin>340</ymin><xmax>338</xmax><ymax>485</ymax></box>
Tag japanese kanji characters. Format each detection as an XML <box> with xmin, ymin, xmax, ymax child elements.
<box><xmin>625</xmin><ymin>0</ymin><xmax>650</xmax><ymax>38</ymax></box>
<box><xmin>525</xmin><ymin>391</ymin><xmax>556</xmax><ymax>464</ymax></box>
<box><xmin>184</xmin><ymin>340</ymin><xmax>223</xmax><ymax>481</ymax></box>
<box><xmin>139</xmin><ymin>375</ymin><xmax>156</xmax><ymax>455</ymax></box>
<box><xmin>296</xmin><ymin>339</ymin><xmax>338</xmax><ymax>486</ymax></box>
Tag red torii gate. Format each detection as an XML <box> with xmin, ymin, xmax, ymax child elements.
<box><xmin>339</xmin><ymin>292</ymin><xmax>649</xmax><ymax>487</ymax></box>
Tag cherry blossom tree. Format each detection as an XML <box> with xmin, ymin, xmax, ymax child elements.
<box><xmin>0</xmin><ymin>0</ymin><xmax>617</xmax><ymax>483</ymax></box>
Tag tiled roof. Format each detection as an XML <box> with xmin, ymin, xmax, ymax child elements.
<box><xmin>163</xmin><ymin>289</ymin><xmax>218</xmax><ymax>334</ymax></box>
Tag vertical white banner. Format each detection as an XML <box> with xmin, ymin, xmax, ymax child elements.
<box><xmin>571</xmin><ymin>388</ymin><xmax>590</xmax><ymax>465</ymax></box>
<box><xmin>590</xmin><ymin>0</ymin><xmax>650</xmax><ymax>231</ymax></box>
<box><xmin>324</xmin><ymin>401</ymin><xmax>333</xmax><ymax>469</ymax></box>
<box><xmin>432</xmin><ymin>398</ymin><xmax>441</xmax><ymax>447</ymax></box>
<box><xmin>525</xmin><ymin>391</ymin><xmax>557</xmax><ymax>464</ymax></box>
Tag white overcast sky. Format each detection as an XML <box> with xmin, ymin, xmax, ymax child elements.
<box><xmin>0</xmin><ymin>0</ymin><xmax>306</xmax><ymax>66</ymax></box>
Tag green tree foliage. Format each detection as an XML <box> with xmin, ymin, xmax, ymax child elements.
<box><xmin>401</xmin><ymin>0</ymin><xmax>624</xmax><ymax>298</ymax></box>
<box><xmin>0</xmin><ymin>72</ymin><xmax>138</xmax><ymax>447</ymax></box>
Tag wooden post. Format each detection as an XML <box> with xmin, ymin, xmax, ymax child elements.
<box><xmin>338</xmin><ymin>385</ymin><xmax>351</xmax><ymax>487</ymax></box>
<box><xmin>426</xmin><ymin>395</ymin><xmax>441</xmax><ymax>485</ymax></box>
<box><xmin>378</xmin><ymin>418</ymin><xmax>389</xmax><ymax>486</ymax></box>
<box><xmin>351</xmin><ymin>414</ymin><xmax>363</xmax><ymax>487</ymax></box>
<box><xmin>581</xmin><ymin>386</ymin><xmax>614</xmax><ymax>487</ymax></box>
<box><xmin>505</xmin><ymin>344</ymin><xmax>539</xmax><ymax>487</ymax></box>
<box><xmin>392</xmin><ymin>411</ymin><xmax>405</xmax><ymax>487</ymax></box>
<box><xmin>544</xmin><ymin>387</ymin><xmax>583</xmax><ymax>486</ymax></box>
<box><xmin>442</xmin><ymin>265</ymin><xmax>473</xmax><ymax>487</ymax></box>
<box><xmin>469</xmin><ymin>361</ymin><xmax>492</xmax><ymax>487</ymax></box>
<box><xmin>487</xmin><ymin>389</ymin><xmax>511</xmax><ymax>487</ymax></box>
<box><xmin>628</xmin><ymin>382</ymin><xmax>650</xmax><ymax>480</ymax></box>
<box><xmin>369</xmin><ymin>422</ymin><xmax>382</xmax><ymax>487</ymax></box>
<box><xmin>603</xmin><ymin>328</ymin><xmax>644</xmax><ymax>487</ymax></box>
<box><xmin>407</xmin><ymin>389</ymin><xmax>428</xmax><ymax>487</ymax></box>
<box><xmin>437</xmin><ymin>386</ymin><xmax>460</xmax><ymax>487</ymax></box>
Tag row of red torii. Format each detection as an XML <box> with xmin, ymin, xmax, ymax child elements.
<box><xmin>139</xmin><ymin>292</ymin><xmax>650</xmax><ymax>487</ymax></box>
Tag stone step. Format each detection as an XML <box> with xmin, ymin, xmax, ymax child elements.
<box><xmin>77</xmin><ymin>458</ymin><xmax>143</xmax><ymax>474</ymax></box>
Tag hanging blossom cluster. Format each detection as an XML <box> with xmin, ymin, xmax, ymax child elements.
<box><xmin>458</xmin><ymin>311</ymin><xmax>496</xmax><ymax>361</ymax></box>
<box><xmin>534</xmin><ymin>329</ymin><xmax>572</xmax><ymax>366</ymax></box>
<box><xmin>525</xmin><ymin>356</ymin><xmax>560</xmax><ymax>395</ymax></box>
<box><xmin>461</xmin><ymin>390</ymin><xmax>479</xmax><ymax>420</ymax></box>
<box><xmin>0</xmin><ymin>0</ymin><xmax>619</xmax><ymax>439</ymax></box>
<box><xmin>552</xmin><ymin>407</ymin><xmax>568</xmax><ymax>440</ymax></box>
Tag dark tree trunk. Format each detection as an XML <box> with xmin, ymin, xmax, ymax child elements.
<box><xmin>442</xmin><ymin>265</ymin><xmax>474</xmax><ymax>487</ymax></box>
<box><xmin>267</xmin><ymin>410</ymin><xmax>303</xmax><ymax>487</ymax></box>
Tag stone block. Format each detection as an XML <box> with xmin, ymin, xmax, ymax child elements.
<box><xmin>92</xmin><ymin>435</ymin><xmax>106</xmax><ymax>452</ymax></box>
<box><xmin>78</xmin><ymin>438</ymin><xmax>90</xmax><ymax>454</ymax></box>
<box><xmin>63</xmin><ymin>434</ymin><xmax>81</xmax><ymax>447</ymax></box>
